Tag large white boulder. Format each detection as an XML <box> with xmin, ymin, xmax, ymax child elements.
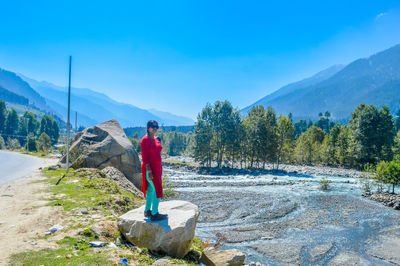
<box><xmin>118</xmin><ymin>200</ymin><xmax>200</xmax><ymax>258</ymax></box>
<box><xmin>60</xmin><ymin>119</ymin><xmax>142</xmax><ymax>189</ymax></box>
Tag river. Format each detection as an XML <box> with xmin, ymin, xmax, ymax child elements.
<box><xmin>166</xmin><ymin>166</ymin><xmax>400</xmax><ymax>265</ymax></box>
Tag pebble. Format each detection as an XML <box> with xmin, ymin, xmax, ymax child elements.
<box><xmin>66</xmin><ymin>254</ymin><xmax>72</xmax><ymax>259</ymax></box>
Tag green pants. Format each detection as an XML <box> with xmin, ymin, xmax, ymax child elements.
<box><xmin>144</xmin><ymin>171</ymin><xmax>160</xmax><ymax>216</ymax></box>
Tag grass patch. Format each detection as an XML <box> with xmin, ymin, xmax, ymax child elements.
<box><xmin>163</xmin><ymin>175</ymin><xmax>178</xmax><ymax>199</ymax></box>
<box><xmin>22</xmin><ymin>150</ymin><xmax>48</xmax><ymax>158</ymax></box>
<box><xmin>9</xmin><ymin>236</ymin><xmax>111</xmax><ymax>265</ymax></box>
<box><xmin>16</xmin><ymin>167</ymin><xmax>204</xmax><ymax>265</ymax></box>
<box><xmin>42</xmin><ymin>168</ymin><xmax>141</xmax><ymax>215</ymax></box>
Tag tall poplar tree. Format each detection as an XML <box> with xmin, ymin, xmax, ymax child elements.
<box><xmin>276</xmin><ymin>115</ymin><xmax>294</xmax><ymax>169</ymax></box>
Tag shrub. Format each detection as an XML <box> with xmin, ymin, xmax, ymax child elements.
<box><xmin>38</xmin><ymin>132</ymin><xmax>52</xmax><ymax>152</ymax></box>
<box><xmin>0</xmin><ymin>136</ymin><xmax>5</xmax><ymax>149</ymax></box>
<box><xmin>26</xmin><ymin>134</ymin><xmax>37</xmax><ymax>152</ymax></box>
<box><xmin>319</xmin><ymin>177</ymin><xmax>331</xmax><ymax>191</ymax></box>
<box><xmin>7</xmin><ymin>137</ymin><xmax>21</xmax><ymax>150</ymax></box>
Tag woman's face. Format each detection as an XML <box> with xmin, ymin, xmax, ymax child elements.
<box><xmin>148</xmin><ymin>127</ymin><xmax>158</xmax><ymax>135</ymax></box>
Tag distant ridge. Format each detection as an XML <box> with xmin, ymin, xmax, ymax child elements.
<box><xmin>0</xmin><ymin>86</ymin><xmax>29</xmax><ymax>105</ymax></box>
<box><xmin>0</xmin><ymin>68</ymin><xmax>49</xmax><ymax>110</ymax></box>
<box><xmin>242</xmin><ymin>44</ymin><xmax>400</xmax><ymax>121</ymax></box>
<box><xmin>149</xmin><ymin>109</ymin><xmax>194</xmax><ymax>126</ymax></box>
<box><xmin>19</xmin><ymin>75</ymin><xmax>194</xmax><ymax>127</ymax></box>
<box><xmin>242</xmin><ymin>64</ymin><xmax>345</xmax><ymax>115</ymax></box>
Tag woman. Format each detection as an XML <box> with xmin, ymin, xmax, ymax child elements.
<box><xmin>140</xmin><ymin>120</ymin><xmax>168</xmax><ymax>221</ymax></box>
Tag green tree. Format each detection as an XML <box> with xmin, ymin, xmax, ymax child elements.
<box><xmin>23</xmin><ymin>111</ymin><xmax>39</xmax><ymax>135</ymax></box>
<box><xmin>335</xmin><ymin>125</ymin><xmax>357</xmax><ymax>167</ymax></box>
<box><xmin>385</xmin><ymin>160</ymin><xmax>400</xmax><ymax>194</ymax></box>
<box><xmin>294</xmin><ymin>119</ymin><xmax>308</xmax><ymax>137</ymax></box>
<box><xmin>315</xmin><ymin>111</ymin><xmax>331</xmax><ymax>133</ymax></box>
<box><xmin>295</xmin><ymin>126</ymin><xmax>325</xmax><ymax>164</ymax></box>
<box><xmin>0</xmin><ymin>100</ymin><xmax>6</xmax><ymax>133</ymax></box>
<box><xmin>395</xmin><ymin>109</ymin><xmax>400</xmax><ymax>133</ymax></box>
<box><xmin>377</xmin><ymin>106</ymin><xmax>395</xmax><ymax>161</ymax></box>
<box><xmin>18</xmin><ymin>116</ymin><xmax>28</xmax><ymax>146</ymax></box>
<box><xmin>40</xmin><ymin>115</ymin><xmax>60</xmax><ymax>144</ymax></box>
<box><xmin>194</xmin><ymin>104</ymin><xmax>214</xmax><ymax>167</ymax></box>
<box><xmin>320</xmin><ymin>123</ymin><xmax>342</xmax><ymax>165</ymax></box>
<box><xmin>26</xmin><ymin>133</ymin><xmax>37</xmax><ymax>152</ymax></box>
<box><xmin>393</xmin><ymin>131</ymin><xmax>400</xmax><ymax>160</ymax></box>
<box><xmin>7</xmin><ymin>137</ymin><xmax>21</xmax><ymax>150</ymax></box>
<box><xmin>0</xmin><ymin>136</ymin><xmax>5</xmax><ymax>149</ymax></box>
<box><xmin>38</xmin><ymin>132</ymin><xmax>52</xmax><ymax>152</ymax></box>
<box><xmin>223</xmin><ymin>108</ymin><xmax>242</xmax><ymax>168</ymax></box>
<box><xmin>243</xmin><ymin>106</ymin><xmax>265</xmax><ymax>168</ymax></box>
<box><xmin>350</xmin><ymin>104</ymin><xmax>394</xmax><ymax>167</ymax></box>
<box><xmin>263</xmin><ymin>107</ymin><xmax>278</xmax><ymax>167</ymax></box>
<box><xmin>276</xmin><ymin>115</ymin><xmax>294</xmax><ymax>169</ymax></box>
<box><xmin>211</xmin><ymin>101</ymin><xmax>239</xmax><ymax>168</ymax></box>
<box><xmin>5</xmin><ymin>108</ymin><xmax>19</xmax><ymax>136</ymax></box>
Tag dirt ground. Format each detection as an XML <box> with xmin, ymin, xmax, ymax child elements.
<box><xmin>0</xmin><ymin>158</ymin><xmax>61</xmax><ymax>265</ymax></box>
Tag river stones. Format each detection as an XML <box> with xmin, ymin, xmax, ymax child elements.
<box><xmin>117</xmin><ymin>200</ymin><xmax>199</xmax><ymax>258</ymax></box>
<box><xmin>250</xmin><ymin>243</ymin><xmax>304</xmax><ymax>265</ymax></box>
<box><xmin>328</xmin><ymin>252</ymin><xmax>366</xmax><ymax>265</ymax></box>
<box><xmin>367</xmin><ymin>234</ymin><xmax>400</xmax><ymax>265</ymax></box>
<box><xmin>60</xmin><ymin>119</ymin><xmax>142</xmax><ymax>189</ymax></box>
<box><xmin>200</xmin><ymin>247</ymin><xmax>245</xmax><ymax>266</ymax></box>
<box><xmin>310</xmin><ymin>243</ymin><xmax>334</xmax><ymax>261</ymax></box>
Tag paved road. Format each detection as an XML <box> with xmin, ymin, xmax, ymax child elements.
<box><xmin>0</xmin><ymin>150</ymin><xmax>44</xmax><ymax>186</ymax></box>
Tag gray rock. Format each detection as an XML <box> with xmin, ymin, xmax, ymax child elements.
<box><xmin>48</xmin><ymin>164</ymin><xmax>60</xmax><ymax>170</ymax></box>
<box><xmin>60</xmin><ymin>119</ymin><xmax>142</xmax><ymax>189</ymax></box>
<box><xmin>328</xmin><ymin>252</ymin><xmax>366</xmax><ymax>265</ymax></box>
<box><xmin>91</xmin><ymin>226</ymin><xmax>103</xmax><ymax>236</ymax></box>
<box><xmin>310</xmin><ymin>243</ymin><xmax>333</xmax><ymax>261</ymax></box>
<box><xmin>73</xmin><ymin>208</ymin><xmax>89</xmax><ymax>215</ymax></box>
<box><xmin>367</xmin><ymin>235</ymin><xmax>400</xmax><ymax>265</ymax></box>
<box><xmin>250</xmin><ymin>243</ymin><xmax>304</xmax><ymax>265</ymax></box>
<box><xmin>102</xmin><ymin>166</ymin><xmax>143</xmax><ymax>198</ymax></box>
<box><xmin>153</xmin><ymin>258</ymin><xmax>176</xmax><ymax>265</ymax></box>
<box><xmin>200</xmin><ymin>247</ymin><xmax>246</xmax><ymax>266</ymax></box>
<box><xmin>118</xmin><ymin>200</ymin><xmax>199</xmax><ymax>258</ymax></box>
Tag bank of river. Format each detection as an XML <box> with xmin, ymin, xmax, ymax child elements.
<box><xmin>166</xmin><ymin>165</ymin><xmax>400</xmax><ymax>265</ymax></box>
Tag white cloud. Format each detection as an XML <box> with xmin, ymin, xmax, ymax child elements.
<box><xmin>375</xmin><ymin>12</ymin><xmax>387</xmax><ymax>20</ymax></box>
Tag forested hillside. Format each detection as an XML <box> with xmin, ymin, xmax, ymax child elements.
<box><xmin>244</xmin><ymin>44</ymin><xmax>400</xmax><ymax>121</ymax></box>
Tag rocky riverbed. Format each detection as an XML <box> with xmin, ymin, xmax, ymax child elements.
<box><xmin>166</xmin><ymin>164</ymin><xmax>400</xmax><ymax>265</ymax></box>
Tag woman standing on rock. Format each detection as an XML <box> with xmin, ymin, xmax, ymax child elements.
<box><xmin>140</xmin><ymin>120</ymin><xmax>168</xmax><ymax>221</ymax></box>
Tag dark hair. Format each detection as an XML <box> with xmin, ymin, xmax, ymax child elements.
<box><xmin>146</xmin><ymin>120</ymin><xmax>159</xmax><ymax>135</ymax></box>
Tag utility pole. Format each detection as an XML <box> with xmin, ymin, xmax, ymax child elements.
<box><xmin>66</xmin><ymin>56</ymin><xmax>72</xmax><ymax>174</ymax></box>
<box><xmin>75</xmin><ymin>111</ymin><xmax>77</xmax><ymax>131</ymax></box>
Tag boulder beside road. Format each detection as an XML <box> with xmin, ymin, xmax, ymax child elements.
<box><xmin>118</xmin><ymin>200</ymin><xmax>200</xmax><ymax>258</ymax></box>
<box><xmin>60</xmin><ymin>119</ymin><xmax>142</xmax><ymax>189</ymax></box>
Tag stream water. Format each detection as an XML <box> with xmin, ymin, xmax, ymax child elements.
<box><xmin>166</xmin><ymin>167</ymin><xmax>400</xmax><ymax>265</ymax></box>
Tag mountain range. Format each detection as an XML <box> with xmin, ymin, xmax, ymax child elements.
<box><xmin>243</xmin><ymin>44</ymin><xmax>400</xmax><ymax>121</ymax></box>
<box><xmin>0</xmin><ymin>68</ymin><xmax>194</xmax><ymax>127</ymax></box>
<box><xmin>1</xmin><ymin>44</ymin><xmax>400</xmax><ymax>126</ymax></box>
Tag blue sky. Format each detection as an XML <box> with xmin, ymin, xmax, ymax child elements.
<box><xmin>1</xmin><ymin>1</ymin><xmax>400</xmax><ymax>119</ymax></box>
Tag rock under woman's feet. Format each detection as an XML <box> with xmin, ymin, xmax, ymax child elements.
<box><xmin>150</xmin><ymin>213</ymin><xmax>168</xmax><ymax>221</ymax></box>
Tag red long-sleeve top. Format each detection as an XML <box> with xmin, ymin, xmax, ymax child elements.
<box><xmin>140</xmin><ymin>135</ymin><xmax>163</xmax><ymax>198</ymax></box>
